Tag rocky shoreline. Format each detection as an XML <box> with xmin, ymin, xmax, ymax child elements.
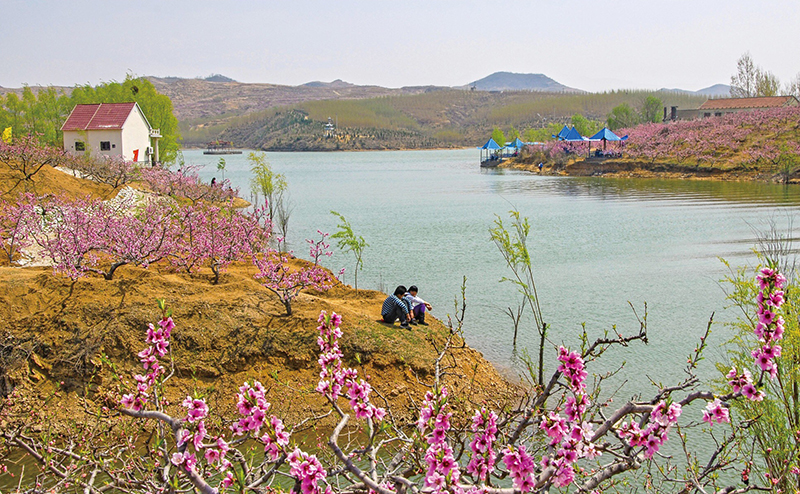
<box><xmin>503</xmin><ymin>157</ymin><xmax>797</xmax><ymax>183</ymax></box>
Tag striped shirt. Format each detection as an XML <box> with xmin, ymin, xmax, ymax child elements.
<box><xmin>382</xmin><ymin>294</ymin><xmax>409</xmax><ymax>318</ymax></box>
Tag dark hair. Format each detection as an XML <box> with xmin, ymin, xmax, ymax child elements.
<box><xmin>408</xmin><ymin>285</ymin><xmax>418</xmax><ymax>292</ymax></box>
<box><xmin>394</xmin><ymin>285</ymin><xmax>407</xmax><ymax>296</ymax></box>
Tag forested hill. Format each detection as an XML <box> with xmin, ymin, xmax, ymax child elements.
<box><xmin>209</xmin><ymin>90</ymin><xmax>706</xmax><ymax>151</ymax></box>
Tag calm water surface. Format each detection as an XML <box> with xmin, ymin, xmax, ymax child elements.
<box><xmin>186</xmin><ymin>149</ymin><xmax>800</xmax><ymax>389</ymax></box>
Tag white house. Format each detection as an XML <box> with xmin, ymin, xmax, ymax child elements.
<box><xmin>61</xmin><ymin>102</ymin><xmax>161</xmax><ymax>163</ymax></box>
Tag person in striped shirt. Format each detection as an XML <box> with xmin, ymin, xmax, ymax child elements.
<box><xmin>382</xmin><ymin>285</ymin><xmax>412</xmax><ymax>329</ymax></box>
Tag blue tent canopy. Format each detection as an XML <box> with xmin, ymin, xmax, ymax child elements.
<box><xmin>563</xmin><ymin>127</ymin><xmax>586</xmax><ymax>142</ymax></box>
<box><xmin>588</xmin><ymin>128</ymin><xmax>626</xmax><ymax>141</ymax></box>
<box><xmin>553</xmin><ymin>125</ymin><xmax>571</xmax><ymax>139</ymax></box>
<box><xmin>509</xmin><ymin>137</ymin><xmax>525</xmax><ymax>149</ymax></box>
<box><xmin>480</xmin><ymin>138</ymin><xmax>502</xmax><ymax>150</ymax></box>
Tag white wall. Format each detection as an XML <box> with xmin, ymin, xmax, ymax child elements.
<box><xmin>121</xmin><ymin>107</ymin><xmax>152</xmax><ymax>162</ymax></box>
<box><xmin>63</xmin><ymin>129</ymin><xmax>123</xmax><ymax>158</ymax></box>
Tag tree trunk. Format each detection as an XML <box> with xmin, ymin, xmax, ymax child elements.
<box><xmin>104</xmin><ymin>261</ymin><xmax>127</xmax><ymax>280</ymax></box>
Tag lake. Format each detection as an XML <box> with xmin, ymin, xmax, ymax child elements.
<box><xmin>185</xmin><ymin>148</ymin><xmax>800</xmax><ymax>390</ymax></box>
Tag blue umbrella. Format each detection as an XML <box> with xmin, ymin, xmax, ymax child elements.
<box><xmin>562</xmin><ymin>127</ymin><xmax>586</xmax><ymax>142</ymax></box>
<box><xmin>553</xmin><ymin>125</ymin><xmax>571</xmax><ymax>140</ymax></box>
<box><xmin>588</xmin><ymin>128</ymin><xmax>624</xmax><ymax>141</ymax></box>
<box><xmin>479</xmin><ymin>138</ymin><xmax>502</xmax><ymax>150</ymax></box>
<box><xmin>588</xmin><ymin>127</ymin><xmax>627</xmax><ymax>150</ymax></box>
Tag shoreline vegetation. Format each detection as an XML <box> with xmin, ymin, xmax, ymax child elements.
<box><xmin>503</xmin><ymin>156</ymin><xmax>799</xmax><ymax>183</ymax></box>
<box><xmin>0</xmin><ymin>151</ymin><xmax>519</xmax><ymax>433</ymax></box>
<box><xmin>504</xmin><ymin>106</ymin><xmax>800</xmax><ymax>184</ymax></box>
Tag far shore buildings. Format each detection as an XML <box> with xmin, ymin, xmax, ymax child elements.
<box><xmin>666</xmin><ymin>95</ymin><xmax>800</xmax><ymax>121</ymax></box>
<box><xmin>61</xmin><ymin>102</ymin><xmax>161</xmax><ymax>163</ymax></box>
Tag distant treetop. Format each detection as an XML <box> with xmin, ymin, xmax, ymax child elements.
<box><xmin>204</xmin><ymin>74</ymin><xmax>236</xmax><ymax>83</ymax></box>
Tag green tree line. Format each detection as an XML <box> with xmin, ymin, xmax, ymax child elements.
<box><xmin>0</xmin><ymin>75</ymin><xmax>181</xmax><ymax>163</ymax></box>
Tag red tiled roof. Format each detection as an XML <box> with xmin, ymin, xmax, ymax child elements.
<box><xmin>61</xmin><ymin>102</ymin><xmax>139</xmax><ymax>131</ymax></box>
<box><xmin>699</xmin><ymin>96</ymin><xmax>797</xmax><ymax>110</ymax></box>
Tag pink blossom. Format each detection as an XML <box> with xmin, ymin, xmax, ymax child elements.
<box><xmin>315</xmin><ymin>311</ymin><xmax>385</xmax><ymax>421</ymax></box>
<box><xmin>742</xmin><ymin>383</ymin><xmax>764</xmax><ymax>401</ymax></box>
<box><xmin>221</xmin><ymin>471</ymin><xmax>235</xmax><ymax>488</ymax></box>
<box><xmin>702</xmin><ymin>399</ymin><xmax>730</xmax><ymax>426</ymax></box>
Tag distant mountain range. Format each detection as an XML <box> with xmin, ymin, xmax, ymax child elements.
<box><xmin>658</xmin><ymin>84</ymin><xmax>731</xmax><ymax>97</ymax></box>
<box><xmin>465</xmin><ymin>72</ymin><xmax>579</xmax><ymax>92</ymax></box>
<box><xmin>1</xmin><ymin>73</ymin><xmax>732</xmax><ymax>151</ymax></box>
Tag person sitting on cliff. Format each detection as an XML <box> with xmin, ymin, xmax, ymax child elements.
<box><xmin>403</xmin><ymin>285</ymin><xmax>432</xmax><ymax>326</ymax></box>
<box><xmin>382</xmin><ymin>285</ymin><xmax>412</xmax><ymax>329</ymax></box>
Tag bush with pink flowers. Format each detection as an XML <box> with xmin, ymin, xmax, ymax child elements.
<box><xmin>619</xmin><ymin>107</ymin><xmax>800</xmax><ymax>170</ymax></box>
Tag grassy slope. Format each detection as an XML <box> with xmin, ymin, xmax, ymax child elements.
<box><xmin>186</xmin><ymin>90</ymin><xmax>707</xmax><ymax>150</ymax></box>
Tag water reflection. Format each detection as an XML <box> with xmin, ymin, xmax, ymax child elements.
<box><xmin>485</xmin><ymin>173</ymin><xmax>800</xmax><ymax>207</ymax></box>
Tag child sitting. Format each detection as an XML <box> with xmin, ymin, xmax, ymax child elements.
<box><xmin>403</xmin><ymin>285</ymin><xmax>432</xmax><ymax>325</ymax></box>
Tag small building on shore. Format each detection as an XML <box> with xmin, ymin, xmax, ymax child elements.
<box><xmin>666</xmin><ymin>95</ymin><xmax>800</xmax><ymax>121</ymax></box>
<box><xmin>61</xmin><ymin>102</ymin><xmax>161</xmax><ymax>163</ymax></box>
<box><xmin>324</xmin><ymin>117</ymin><xmax>336</xmax><ymax>137</ymax></box>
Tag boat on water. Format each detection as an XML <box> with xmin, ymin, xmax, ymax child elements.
<box><xmin>203</xmin><ymin>140</ymin><xmax>243</xmax><ymax>155</ymax></box>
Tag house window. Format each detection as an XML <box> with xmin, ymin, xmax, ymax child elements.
<box><xmin>703</xmin><ymin>112</ymin><xmax>711</xmax><ymax>118</ymax></box>
<box><xmin>100</xmin><ymin>141</ymin><xmax>111</xmax><ymax>151</ymax></box>
<box><xmin>715</xmin><ymin>112</ymin><xmax>722</xmax><ymax>117</ymax></box>
<box><xmin>75</xmin><ymin>141</ymin><xmax>85</xmax><ymax>151</ymax></box>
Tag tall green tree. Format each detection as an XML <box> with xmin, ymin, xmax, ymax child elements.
<box><xmin>570</xmin><ymin>114</ymin><xmax>602</xmax><ymax>136</ymax></box>
<box><xmin>491</xmin><ymin>127</ymin><xmax>506</xmax><ymax>146</ymax></box>
<box><xmin>756</xmin><ymin>70</ymin><xmax>781</xmax><ymax>97</ymax></box>
<box><xmin>640</xmin><ymin>95</ymin><xmax>663</xmax><ymax>123</ymax></box>
<box><xmin>524</xmin><ymin>123</ymin><xmax>563</xmax><ymax>143</ymax></box>
<box><xmin>507</xmin><ymin>125</ymin><xmax>520</xmax><ymax>142</ymax></box>
<box><xmin>607</xmin><ymin>103</ymin><xmax>640</xmax><ymax>131</ymax></box>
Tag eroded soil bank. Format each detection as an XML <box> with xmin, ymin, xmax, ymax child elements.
<box><xmin>1</xmin><ymin>261</ymin><xmax>521</xmax><ymax>428</ymax></box>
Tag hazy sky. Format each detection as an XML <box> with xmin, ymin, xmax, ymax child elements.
<box><xmin>2</xmin><ymin>0</ymin><xmax>799</xmax><ymax>92</ymax></box>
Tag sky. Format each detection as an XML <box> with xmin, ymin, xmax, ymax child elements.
<box><xmin>2</xmin><ymin>0</ymin><xmax>799</xmax><ymax>93</ymax></box>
